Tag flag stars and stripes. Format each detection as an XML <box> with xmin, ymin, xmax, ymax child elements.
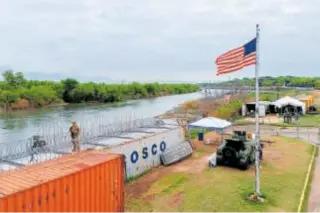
<box><xmin>216</xmin><ymin>38</ymin><xmax>257</xmax><ymax>76</ymax></box>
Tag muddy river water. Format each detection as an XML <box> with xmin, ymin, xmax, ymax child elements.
<box><xmin>0</xmin><ymin>92</ymin><xmax>210</xmax><ymax>144</ymax></box>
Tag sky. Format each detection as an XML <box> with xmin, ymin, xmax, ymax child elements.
<box><xmin>0</xmin><ymin>0</ymin><xmax>319</xmax><ymax>83</ymax></box>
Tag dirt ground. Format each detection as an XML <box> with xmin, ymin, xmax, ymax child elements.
<box><xmin>125</xmin><ymin>131</ymin><xmax>278</xmax><ymax>201</ymax></box>
<box><xmin>125</xmin><ymin>130</ymin><xmax>314</xmax><ymax>212</ymax></box>
<box><xmin>125</xmin><ymin>135</ymin><xmax>218</xmax><ymax>199</ymax></box>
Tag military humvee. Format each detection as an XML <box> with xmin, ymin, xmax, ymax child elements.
<box><xmin>216</xmin><ymin>131</ymin><xmax>256</xmax><ymax>170</ymax></box>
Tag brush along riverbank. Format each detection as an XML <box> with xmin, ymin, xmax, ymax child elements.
<box><xmin>159</xmin><ymin>89</ymin><xmax>315</xmax><ymax>127</ymax></box>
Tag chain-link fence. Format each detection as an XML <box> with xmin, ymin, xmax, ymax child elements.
<box><xmin>230</xmin><ymin>124</ymin><xmax>320</xmax><ymax>145</ymax></box>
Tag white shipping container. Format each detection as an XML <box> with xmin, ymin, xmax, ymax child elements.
<box><xmin>105</xmin><ymin>127</ymin><xmax>184</xmax><ymax>179</ymax></box>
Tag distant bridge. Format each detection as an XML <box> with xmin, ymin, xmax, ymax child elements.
<box><xmin>200</xmin><ymin>85</ymin><xmax>314</xmax><ymax>92</ymax></box>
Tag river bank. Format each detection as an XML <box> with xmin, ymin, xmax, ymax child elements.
<box><xmin>0</xmin><ymin>90</ymin><xmax>202</xmax><ymax>115</ymax></box>
<box><xmin>158</xmin><ymin>90</ymin><xmax>249</xmax><ymax>122</ymax></box>
<box><xmin>1</xmin><ymin>71</ymin><xmax>200</xmax><ymax>114</ymax></box>
<box><xmin>0</xmin><ymin>92</ymin><xmax>206</xmax><ymax>144</ymax></box>
<box><xmin>2</xmin><ymin>88</ymin><xmax>312</xmax><ymax>144</ymax></box>
<box><xmin>158</xmin><ymin>89</ymin><xmax>317</xmax><ymax>124</ymax></box>
<box><xmin>0</xmin><ymin>102</ymin><xmax>69</xmax><ymax>114</ymax></box>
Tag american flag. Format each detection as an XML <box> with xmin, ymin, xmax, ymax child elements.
<box><xmin>215</xmin><ymin>38</ymin><xmax>257</xmax><ymax>76</ymax></box>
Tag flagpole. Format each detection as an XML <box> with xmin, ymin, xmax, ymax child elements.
<box><xmin>254</xmin><ymin>24</ymin><xmax>261</xmax><ymax>195</ymax></box>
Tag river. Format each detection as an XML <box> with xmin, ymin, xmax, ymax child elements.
<box><xmin>0</xmin><ymin>92</ymin><xmax>207</xmax><ymax>144</ymax></box>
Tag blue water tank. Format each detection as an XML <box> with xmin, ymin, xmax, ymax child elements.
<box><xmin>198</xmin><ymin>132</ymin><xmax>204</xmax><ymax>141</ymax></box>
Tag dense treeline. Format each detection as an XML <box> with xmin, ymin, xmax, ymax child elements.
<box><xmin>200</xmin><ymin>76</ymin><xmax>320</xmax><ymax>88</ymax></box>
<box><xmin>0</xmin><ymin>70</ymin><xmax>199</xmax><ymax>110</ymax></box>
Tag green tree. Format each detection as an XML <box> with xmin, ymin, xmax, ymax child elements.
<box><xmin>2</xmin><ymin>70</ymin><xmax>26</xmax><ymax>88</ymax></box>
<box><xmin>71</xmin><ymin>83</ymin><xmax>95</xmax><ymax>102</ymax></box>
<box><xmin>105</xmin><ymin>85</ymin><xmax>123</xmax><ymax>102</ymax></box>
<box><xmin>129</xmin><ymin>82</ymin><xmax>148</xmax><ymax>98</ymax></box>
<box><xmin>0</xmin><ymin>70</ymin><xmax>200</xmax><ymax>109</ymax></box>
<box><xmin>26</xmin><ymin>86</ymin><xmax>59</xmax><ymax>107</ymax></box>
<box><xmin>144</xmin><ymin>83</ymin><xmax>160</xmax><ymax>96</ymax></box>
<box><xmin>2</xmin><ymin>70</ymin><xmax>15</xmax><ymax>86</ymax></box>
<box><xmin>61</xmin><ymin>78</ymin><xmax>78</xmax><ymax>102</ymax></box>
<box><xmin>0</xmin><ymin>90</ymin><xmax>19</xmax><ymax>104</ymax></box>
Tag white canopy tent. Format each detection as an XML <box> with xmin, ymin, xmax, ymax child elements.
<box><xmin>273</xmin><ymin>96</ymin><xmax>306</xmax><ymax>114</ymax></box>
<box><xmin>189</xmin><ymin>117</ymin><xmax>232</xmax><ymax>131</ymax></box>
<box><xmin>188</xmin><ymin>117</ymin><xmax>232</xmax><ymax>144</ymax></box>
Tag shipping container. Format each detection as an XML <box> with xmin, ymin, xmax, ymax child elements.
<box><xmin>103</xmin><ymin>126</ymin><xmax>184</xmax><ymax>179</ymax></box>
<box><xmin>0</xmin><ymin>150</ymin><xmax>125</xmax><ymax>212</ymax></box>
<box><xmin>296</xmin><ymin>95</ymin><xmax>315</xmax><ymax>110</ymax></box>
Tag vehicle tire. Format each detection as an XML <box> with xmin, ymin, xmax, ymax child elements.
<box><xmin>222</xmin><ymin>147</ymin><xmax>237</xmax><ymax>165</ymax></box>
<box><xmin>240</xmin><ymin>158</ymin><xmax>249</xmax><ymax>170</ymax></box>
<box><xmin>216</xmin><ymin>158</ymin><xmax>223</xmax><ymax>165</ymax></box>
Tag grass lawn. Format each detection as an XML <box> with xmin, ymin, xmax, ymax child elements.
<box><xmin>298</xmin><ymin>114</ymin><xmax>320</xmax><ymax>126</ymax></box>
<box><xmin>125</xmin><ymin>136</ymin><xmax>314</xmax><ymax>212</ymax></box>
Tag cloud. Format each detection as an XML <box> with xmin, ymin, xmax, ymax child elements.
<box><xmin>0</xmin><ymin>0</ymin><xmax>319</xmax><ymax>82</ymax></box>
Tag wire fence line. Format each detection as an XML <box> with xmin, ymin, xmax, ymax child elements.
<box><xmin>2</xmin><ymin>114</ymin><xmax>317</xmax><ymax>173</ymax></box>
<box><xmin>203</xmin><ymin>87</ymin><xmax>249</xmax><ymax>100</ymax></box>
<box><xmin>0</xmin><ymin>116</ymin><xmax>167</xmax><ymax>172</ymax></box>
<box><xmin>231</xmin><ymin>124</ymin><xmax>320</xmax><ymax>145</ymax></box>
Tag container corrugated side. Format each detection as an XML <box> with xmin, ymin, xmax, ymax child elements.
<box><xmin>0</xmin><ymin>150</ymin><xmax>125</xmax><ymax>212</ymax></box>
<box><xmin>104</xmin><ymin>126</ymin><xmax>184</xmax><ymax>179</ymax></box>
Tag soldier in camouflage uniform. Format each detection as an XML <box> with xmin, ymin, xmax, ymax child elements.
<box><xmin>69</xmin><ymin>121</ymin><xmax>81</xmax><ymax>152</ymax></box>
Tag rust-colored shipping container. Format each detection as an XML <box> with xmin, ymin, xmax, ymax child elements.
<box><xmin>0</xmin><ymin>150</ymin><xmax>125</xmax><ymax>212</ymax></box>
